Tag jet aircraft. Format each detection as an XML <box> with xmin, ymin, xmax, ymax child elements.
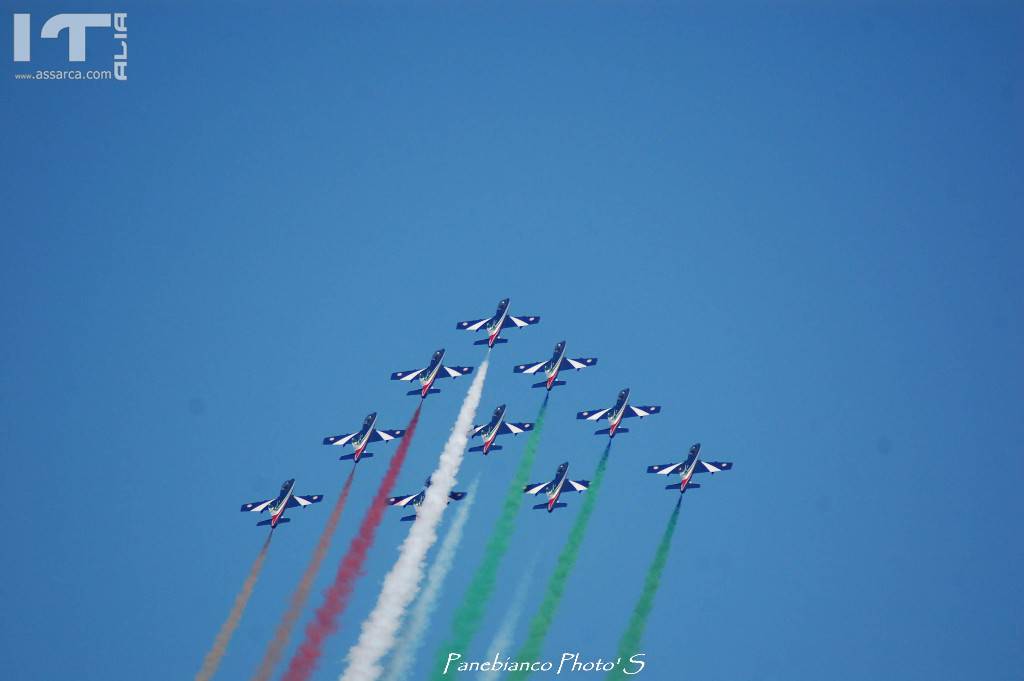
<box><xmin>239</xmin><ymin>479</ymin><xmax>323</xmax><ymax>528</ymax></box>
<box><xmin>647</xmin><ymin>443</ymin><xmax>733</xmax><ymax>494</ymax></box>
<box><xmin>469</xmin><ymin>404</ymin><xmax>534</xmax><ymax>455</ymax></box>
<box><xmin>513</xmin><ymin>341</ymin><xmax>597</xmax><ymax>390</ymax></box>
<box><xmin>322</xmin><ymin>412</ymin><xmax>406</xmax><ymax>463</ymax></box>
<box><xmin>391</xmin><ymin>348</ymin><xmax>473</xmax><ymax>398</ymax></box>
<box><xmin>386</xmin><ymin>477</ymin><xmax>467</xmax><ymax>521</ymax></box>
<box><xmin>523</xmin><ymin>461</ymin><xmax>589</xmax><ymax>512</ymax></box>
<box><xmin>577</xmin><ymin>388</ymin><xmax>661</xmax><ymax>438</ymax></box>
<box><xmin>456</xmin><ymin>298</ymin><xmax>540</xmax><ymax>347</ymax></box>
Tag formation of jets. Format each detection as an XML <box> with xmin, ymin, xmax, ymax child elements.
<box><xmin>238</xmin><ymin>297</ymin><xmax>733</xmax><ymax>526</ymax></box>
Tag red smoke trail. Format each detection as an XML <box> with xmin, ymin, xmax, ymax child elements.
<box><xmin>194</xmin><ymin>532</ymin><xmax>273</xmax><ymax>681</ymax></box>
<box><xmin>249</xmin><ymin>469</ymin><xmax>357</xmax><ymax>681</ymax></box>
<box><xmin>281</xmin><ymin>405</ymin><xmax>422</xmax><ymax>681</ymax></box>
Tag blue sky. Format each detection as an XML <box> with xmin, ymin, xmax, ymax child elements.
<box><xmin>2</xmin><ymin>2</ymin><xmax>1022</xmax><ymax>680</ymax></box>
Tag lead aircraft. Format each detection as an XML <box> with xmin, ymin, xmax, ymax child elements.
<box><xmin>524</xmin><ymin>461</ymin><xmax>589</xmax><ymax>512</ymax></box>
<box><xmin>469</xmin><ymin>404</ymin><xmax>534</xmax><ymax>455</ymax></box>
<box><xmin>647</xmin><ymin>443</ymin><xmax>733</xmax><ymax>494</ymax></box>
<box><xmin>513</xmin><ymin>341</ymin><xmax>598</xmax><ymax>390</ymax></box>
<box><xmin>239</xmin><ymin>479</ymin><xmax>323</xmax><ymax>528</ymax></box>
<box><xmin>456</xmin><ymin>297</ymin><xmax>540</xmax><ymax>347</ymax></box>
<box><xmin>386</xmin><ymin>477</ymin><xmax>468</xmax><ymax>521</ymax></box>
<box><xmin>391</xmin><ymin>348</ymin><xmax>474</xmax><ymax>398</ymax></box>
<box><xmin>577</xmin><ymin>388</ymin><xmax>661</xmax><ymax>438</ymax></box>
<box><xmin>322</xmin><ymin>412</ymin><xmax>406</xmax><ymax>463</ymax></box>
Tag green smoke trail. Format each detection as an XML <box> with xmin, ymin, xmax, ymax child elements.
<box><xmin>507</xmin><ymin>443</ymin><xmax>613</xmax><ymax>680</ymax></box>
<box><xmin>606</xmin><ymin>498</ymin><xmax>682</xmax><ymax>679</ymax></box>
<box><xmin>428</xmin><ymin>396</ymin><xmax>550</xmax><ymax>681</ymax></box>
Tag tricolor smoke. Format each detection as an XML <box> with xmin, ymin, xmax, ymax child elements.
<box><xmin>340</xmin><ymin>359</ymin><xmax>490</xmax><ymax>681</ymax></box>
<box><xmin>607</xmin><ymin>498</ymin><xmax>682</xmax><ymax>678</ymax></box>
<box><xmin>281</xmin><ymin>405</ymin><xmax>422</xmax><ymax>681</ymax></box>
<box><xmin>194</xmin><ymin>532</ymin><xmax>273</xmax><ymax>681</ymax></box>
<box><xmin>382</xmin><ymin>477</ymin><xmax>480</xmax><ymax>681</ymax></box>
<box><xmin>249</xmin><ymin>469</ymin><xmax>357</xmax><ymax>681</ymax></box>
<box><xmin>429</xmin><ymin>396</ymin><xmax>550</xmax><ymax>681</ymax></box>
<box><xmin>508</xmin><ymin>443</ymin><xmax>613</xmax><ymax>680</ymax></box>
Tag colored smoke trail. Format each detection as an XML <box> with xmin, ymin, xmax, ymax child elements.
<box><xmin>340</xmin><ymin>359</ymin><xmax>490</xmax><ymax>681</ymax></box>
<box><xmin>606</xmin><ymin>498</ymin><xmax>682</xmax><ymax>679</ymax></box>
<box><xmin>249</xmin><ymin>469</ymin><xmax>357</xmax><ymax>681</ymax></box>
<box><xmin>428</xmin><ymin>396</ymin><xmax>550</xmax><ymax>681</ymax></box>
<box><xmin>382</xmin><ymin>477</ymin><xmax>480</xmax><ymax>681</ymax></box>
<box><xmin>281</xmin><ymin>405</ymin><xmax>422</xmax><ymax>681</ymax></box>
<box><xmin>194</xmin><ymin>532</ymin><xmax>273</xmax><ymax>681</ymax></box>
<box><xmin>507</xmin><ymin>443</ymin><xmax>613</xmax><ymax>680</ymax></box>
<box><xmin>476</xmin><ymin>556</ymin><xmax>538</xmax><ymax>681</ymax></box>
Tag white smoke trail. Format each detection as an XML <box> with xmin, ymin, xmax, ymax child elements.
<box><xmin>340</xmin><ymin>359</ymin><xmax>489</xmax><ymax>681</ymax></box>
<box><xmin>476</xmin><ymin>556</ymin><xmax>537</xmax><ymax>681</ymax></box>
<box><xmin>382</xmin><ymin>477</ymin><xmax>480</xmax><ymax>681</ymax></box>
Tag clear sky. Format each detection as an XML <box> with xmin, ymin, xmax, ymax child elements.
<box><xmin>2</xmin><ymin>2</ymin><xmax>1022</xmax><ymax>680</ymax></box>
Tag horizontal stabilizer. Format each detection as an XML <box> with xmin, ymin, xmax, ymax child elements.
<box><xmin>533</xmin><ymin>502</ymin><xmax>567</xmax><ymax>511</ymax></box>
<box><xmin>594</xmin><ymin>427</ymin><xmax>629</xmax><ymax>436</ymax></box>
<box><xmin>257</xmin><ymin>517</ymin><xmax>291</xmax><ymax>527</ymax></box>
<box><xmin>532</xmin><ymin>380</ymin><xmax>566</xmax><ymax>389</ymax></box>
<box><xmin>407</xmin><ymin>388</ymin><xmax>441</xmax><ymax>397</ymax></box>
<box><xmin>469</xmin><ymin>444</ymin><xmax>502</xmax><ymax>453</ymax></box>
<box><xmin>474</xmin><ymin>338</ymin><xmax>508</xmax><ymax>345</ymax></box>
<box><xmin>400</xmin><ymin>514</ymin><xmax>417</xmax><ymax>522</ymax></box>
<box><xmin>339</xmin><ymin>452</ymin><xmax>374</xmax><ymax>461</ymax></box>
<box><xmin>449</xmin><ymin>491</ymin><xmax>467</xmax><ymax>501</ymax></box>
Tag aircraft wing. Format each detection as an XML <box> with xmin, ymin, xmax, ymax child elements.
<box><xmin>286</xmin><ymin>494</ymin><xmax>323</xmax><ymax>508</ymax></box>
<box><xmin>392</xmin><ymin>368</ymin><xmax>425</xmax><ymax>382</ymax></box>
<box><xmin>501</xmin><ymin>315</ymin><xmax>540</xmax><ymax>329</ymax></box>
<box><xmin>456</xmin><ymin>317</ymin><xmax>491</xmax><ymax>332</ymax></box>
<box><xmin>513</xmin><ymin>360</ymin><xmax>548</xmax><ymax>375</ymax></box>
<box><xmin>439</xmin><ymin>365</ymin><xmax>474</xmax><ymax>379</ymax></box>
<box><xmin>694</xmin><ymin>460</ymin><xmax>733</xmax><ymax>474</ymax></box>
<box><xmin>568</xmin><ymin>479</ymin><xmax>590</xmax><ymax>492</ymax></box>
<box><xmin>524</xmin><ymin>480</ymin><xmax>553</xmax><ymax>495</ymax></box>
<box><xmin>369</xmin><ymin>428</ymin><xmax>405</xmax><ymax>443</ymax></box>
<box><xmin>469</xmin><ymin>424</ymin><xmax>487</xmax><ymax>438</ymax></box>
<box><xmin>558</xmin><ymin>357</ymin><xmax>598</xmax><ymax>371</ymax></box>
<box><xmin>576</xmin><ymin>407</ymin><xmax>612</xmax><ymax>421</ymax></box>
<box><xmin>240</xmin><ymin>498</ymin><xmax>274</xmax><ymax>513</ymax></box>
<box><xmin>647</xmin><ymin>462</ymin><xmax>686</xmax><ymax>476</ymax></box>
<box><xmin>323</xmin><ymin>432</ymin><xmax>356</xmax><ymax>446</ymax></box>
<box><xmin>624</xmin><ymin>405</ymin><xmax>662</xmax><ymax>418</ymax></box>
<box><xmin>499</xmin><ymin>421</ymin><xmax>534</xmax><ymax>435</ymax></box>
<box><xmin>387</xmin><ymin>492</ymin><xmax>423</xmax><ymax>507</ymax></box>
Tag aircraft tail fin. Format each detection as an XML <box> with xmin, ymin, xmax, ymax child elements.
<box><xmin>594</xmin><ymin>427</ymin><xmax>629</xmax><ymax>436</ymax></box>
<box><xmin>474</xmin><ymin>338</ymin><xmax>508</xmax><ymax>345</ymax></box>
<box><xmin>533</xmin><ymin>502</ymin><xmax>567</xmax><ymax>511</ymax></box>
<box><xmin>469</xmin><ymin>444</ymin><xmax>502</xmax><ymax>453</ymax></box>
<box><xmin>400</xmin><ymin>514</ymin><xmax>417</xmax><ymax>522</ymax></box>
<box><xmin>257</xmin><ymin>517</ymin><xmax>291</xmax><ymax>527</ymax></box>
<box><xmin>408</xmin><ymin>388</ymin><xmax>441</xmax><ymax>397</ymax></box>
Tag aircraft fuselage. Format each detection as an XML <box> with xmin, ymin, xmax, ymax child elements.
<box><xmin>544</xmin><ymin>341</ymin><xmax>567</xmax><ymax>390</ymax></box>
<box><xmin>268</xmin><ymin>479</ymin><xmax>296</xmax><ymax>528</ymax></box>
<box><xmin>485</xmin><ymin>298</ymin><xmax>510</xmax><ymax>347</ymax></box>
